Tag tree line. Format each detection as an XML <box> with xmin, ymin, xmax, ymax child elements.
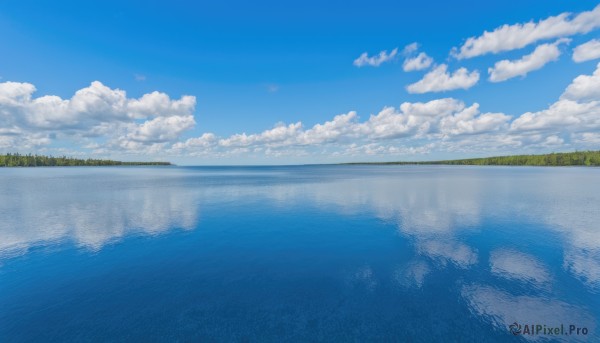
<box><xmin>345</xmin><ymin>150</ymin><xmax>600</xmax><ymax>166</ymax></box>
<box><xmin>0</xmin><ymin>153</ymin><xmax>171</xmax><ymax>167</ymax></box>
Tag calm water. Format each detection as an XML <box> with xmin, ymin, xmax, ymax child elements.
<box><xmin>0</xmin><ymin>166</ymin><xmax>598</xmax><ymax>342</ymax></box>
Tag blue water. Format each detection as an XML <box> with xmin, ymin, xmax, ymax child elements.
<box><xmin>0</xmin><ymin>166</ymin><xmax>598</xmax><ymax>342</ymax></box>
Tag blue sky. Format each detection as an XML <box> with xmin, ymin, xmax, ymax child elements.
<box><xmin>1</xmin><ymin>0</ymin><xmax>600</xmax><ymax>164</ymax></box>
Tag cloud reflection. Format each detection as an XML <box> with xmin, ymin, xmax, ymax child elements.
<box><xmin>461</xmin><ymin>283</ymin><xmax>596</xmax><ymax>342</ymax></box>
<box><xmin>350</xmin><ymin>265</ymin><xmax>378</xmax><ymax>291</ymax></box>
<box><xmin>563</xmin><ymin>249</ymin><xmax>600</xmax><ymax>291</ymax></box>
<box><xmin>394</xmin><ymin>260</ymin><xmax>431</xmax><ymax>288</ymax></box>
<box><xmin>418</xmin><ymin>240</ymin><xmax>478</xmax><ymax>269</ymax></box>
<box><xmin>0</xmin><ymin>171</ymin><xmax>199</xmax><ymax>258</ymax></box>
<box><xmin>256</xmin><ymin>167</ymin><xmax>599</xmax><ymax>293</ymax></box>
<box><xmin>490</xmin><ymin>249</ymin><xmax>552</xmax><ymax>288</ymax></box>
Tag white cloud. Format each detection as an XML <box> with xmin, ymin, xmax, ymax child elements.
<box><xmin>126</xmin><ymin>115</ymin><xmax>196</xmax><ymax>143</ymax></box>
<box><xmin>543</xmin><ymin>135</ymin><xmax>564</xmax><ymax>146</ymax></box>
<box><xmin>572</xmin><ymin>132</ymin><xmax>600</xmax><ymax>144</ymax></box>
<box><xmin>353</xmin><ymin>48</ymin><xmax>398</xmax><ymax>67</ymax></box>
<box><xmin>188</xmin><ymin>63</ymin><xmax>600</xmax><ymax>159</ymax></box>
<box><xmin>439</xmin><ymin>104</ymin><xmax>510</xmax><ymax>135</ymax></box>
<box><xmin>341</xmin><ymin>143</ymin><xmax>434</xmax><ymax>157</ymax></box>
<box><xmin>401</xmin><ymin>43</ymin><xmax>434</xmax><ymax>72</ymax></box>
<box><xmin>561</xmin><ymin>62</ymin><xmax>600</xmax><ymax>101</ymax></box>
<box><xmin>403</xmin><ymin>52</ymin><xmax>434</xmax><ymax>72</ymax></box>
<box><xmin>402</xmin><ymin>42</ymin><xmax>419</xmax><ymax>55</ymax></box>
<box><xmin>511</xmin><ymin>62</ymin><xmax>600</xmax><ymax>132</ymax></box>
<box><xmin>300</xmin><ymin>112</ymin><xmax>358</xmax><ymax>144</ymax></box>
<box><xmin>510</xmin><ymin>99</ymin><xmax>596</xmax><ymax>132</ymax></box>
<box><xmin>128</xmin><ymin>91</ymin><xmax>196</xmax><ymax>119</ymax></box>
<box><xmin>216</xmin><ymin>112</ymin><xmax>361</xmax><ymax>148</ymax></box>
<box><xmin>219</xmin><ymin>122</ymin><xmax>304</xmax><ymax>147</ymax></box>
<box><xmin>0</xmin><ymin>81</ymin><xmax>195</xmax><ymax>130</ymax></box>
<box><xmin>488</xmin><ymin>39</ymin><xmax>570</xmax><ymax>82</ymax></box>
<box><xmin>0</xmin><ymin>80</ymin><xmax>196</xmax><ymax>153</ymax></box>
<box><xmin>63</xmin><ymin>81</ymin><xmax>130</xmax><ymax>122</ymax></box>
<box><xmin>573</xmin><ymin>39</ymin><xmax>600</xmax><ymax>62</ymax></box>
<box><xmin>172</xmin><ymin>133</ymin><xmax>217</xmax><ymax>150</ymax></box>
<box><xmin>3</xmin><ymin>62</ymin><xmax>600</xmax><ymax>161</ymax></box>
<box><xmin>0</xmin><ymin>81</ymin><xmax>36</xmax><ymax>104</ymax></box>
<box><xmin>455</xmin><ymin>4</ymin><xmax>600</xmax><ymax>59</ymax></box>
<box><xmin>406</xmin><ymin>64</ymin><xmax>480</xmax><ymax>93</ymax></box>
<box><xmin>399</xmin><ymin>98</ymin><xmax>465</xmax><ymax>117</ymax></box>
<box><xmin>175</xmin><ymin>98</ymin><xmax>512</xmax><ymax>157</ymax></box>
<box><xmin>357</xmin><ymin>98</ymin><xmax>466</xmax><ymax>139</ymax></box>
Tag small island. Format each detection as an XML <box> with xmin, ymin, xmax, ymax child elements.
<box><xmin>0</xmin><ymin>153</ymin><xmax>171</xmax><ymax>167</ymax></box>
<box><xmin>343</xmin><ymin>150</ymin><xmax>600</xmax><ymax>166</ymax></box>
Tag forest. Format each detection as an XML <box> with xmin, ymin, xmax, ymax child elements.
<box><xmin>0</xmin><ymin>153</ymin><xmax>171</xmax><ymax>167</ymax></box>
<box><xmin>3</xmin><ymin>151</ymin><xmax>600</xmax><ymax>167</ymax></box>
<box><xmin>345</xmin><ymin>151</ymin><xmax>600</xmax><ymax>166</ymax></box>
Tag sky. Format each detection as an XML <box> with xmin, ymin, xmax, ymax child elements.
<box><xmin>1</xmin><ymin>0</ymin><xmax>600</xmax><ymax>165</ymax></box>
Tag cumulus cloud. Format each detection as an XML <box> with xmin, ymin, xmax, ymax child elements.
<box><xmin>172</xmin><ymin>133</ymin><xmax>217</xmax><ymax>150</ymax></box>
<box><xmin>353</xmin><ymin>48</ymin><xmax>398</xmax><ymax>67</ymax></box>
<box><xmin>511</xmin><ymin>62</ymin><xmax>600</xmax><ymax>131</ymax></box>
<box><xmin>301</xmin><ymin>112</ymin><xmax>359</xmax><ymax>144</ymax></box>
<box><xmin>511</xmin><ymin>100</ymin><xmax>595</xmax><ymax>132</ymax></box>
<box><xmin>126</xmin><ymin>115</ymin><xmax>196</xmax><ymax>143</ymax></box>
<box><xmin>573</xmin><ymin>39</ymin><xmax>600</xmax><ymax>62</ymax></box>
<box><xmin>173</xmin><ymin>98</ymin><xmax>510</xmax><ymax>157</ymax></box>
<box><xmin>358</xmin><ymin>99</ymin><xmax>466</xmax><ymax>139</ymax></box>
<box><xmin>406</xmin><ymin>64</ymin><xmax>480</xmax><ymax>93</ymax></box>
<box><xmin>128</xmin><ymin>91</ymin><xmax>196</xmax><ymax>119</ymax></box>
<box><xmin>174</xmin><ymin>64</ymin><xmax>600</xmax><ymax>160</ymax></box>
<box><xmin>561</xmin><ymin>62</ymin><xmax>600</xmax><ymax>101</ymax></box>
<box><xmin>488</xmin><ymin>39</ymin><xmax>570</xmax><ymax>82</ymax></box>
<box><xmin>455</xmin><ymin>4</ymin><xmax>600</xmax><ymax>59</ymax></box>
<box><xmin>403</xmin><ymin>52</ymin><xmax>434</xmax><ymax>72</ymax></box>
<box><xmin>3</xmin><ymin>62</ymin><xmax>600</xmax><ymax>161</ymax></box>
<box><xmin>400</xmin><ymin>42</ymin><xmax>434</xmax><ymax>72</ymax></box>
<box><xmin>216</xmin><ymin>113</ymin><xmax>361</xmax><ymax>148</ymax></box>
<box><xmin>0</xmin><ymin>80</ymin><xmax>196</xmax><ymax>153</ymax></box>
<box><xmin>572</xmin><ymin>132</ymin><xmax>600</xmax><ymax>144</ymax></box>
<box><xmin>0</xmin><ymin>81</ymin><xmax>195</xmax><ymax>129</ymax></box>
<box><xmin>219</xmin><ymin>122</ymin><xmax>304</xmax><ymax>147</ymax></box>
<box><xmin>439</xmin><ymin>104</ymin><xmax>510</xmax><ymax>135</ymax></box>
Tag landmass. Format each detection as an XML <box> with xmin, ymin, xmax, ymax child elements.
<box><xmin>4</xmin><ymin>151</ymin><xmax>600</xmax><ymax>167</ymax></box>
<box><xmin>342</xmin><ymin>150</ymin><xmax>600</xmax><ymax>166</ymax></box>
<box><xmin>0</xmin><ymin>153</ymin><xmax>171</xmax><ymax>167</ymax></box>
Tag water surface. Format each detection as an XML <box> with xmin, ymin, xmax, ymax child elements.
<box><xmin>0</xmin><ymin>166</ymin><xmax>598</xmax><ymax>342</ymax></box>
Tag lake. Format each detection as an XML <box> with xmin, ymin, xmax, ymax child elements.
<box><xmin>0</xmin><ymin>166</ymin><xmax>598</xmax><ymax>342</ymax></box>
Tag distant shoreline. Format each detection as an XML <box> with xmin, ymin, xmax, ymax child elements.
<box><xmin>3</xmin><ymin>151</ymin><xmax>600</xmax><ymax>167</ymax></box>
<box><xmin>340</xmin><ymin>151</ymin><xmax>600</xmax><ymax>167</ymax></box>
<box><xmin>0</xmin><ymin>153</ymin><xmax>171</xmax><ymax>167</ymax></box>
